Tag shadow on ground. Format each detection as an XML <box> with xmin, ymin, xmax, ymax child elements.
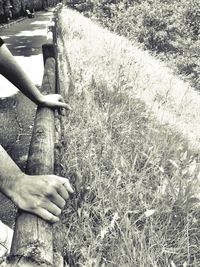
<box><xmin>0</xmin><ymin>11</ymin><xmax>52</xmax><ymax>56</ymax></box>
<box><xmin>0</xmin><ymin>93</ymin><xmax>36</xmax><ymax>227</ymax></box>
<box><xmin>5</xmin><ymin>35</ymin><xmax>46</xmax><ymax>56</ymax></box>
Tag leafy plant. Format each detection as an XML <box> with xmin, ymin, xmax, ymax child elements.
<box><xmin>65</xmin><ymin>0</ymin><xmax>200</xmax><ymax>90</ymax></box>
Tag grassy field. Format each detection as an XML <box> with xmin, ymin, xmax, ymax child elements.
<box><xmin>71</xmin><ymin>0</ymin><xmax>200</xmax><ymax>91</ymax></box>
<box><xmin>56</xmin><ymin>7</ymin><xmax>200</xmax><ymax>267</ymax></box>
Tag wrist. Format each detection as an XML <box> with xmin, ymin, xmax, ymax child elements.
<box><xmin>1</xmin><ymin>172</ymin><xmax>26</xmax><ymax>201</ymax></box>
<box><xmin>34</xmin><ymin>93</ymin><xmax>45</xmax><ymax>106</ymax></box>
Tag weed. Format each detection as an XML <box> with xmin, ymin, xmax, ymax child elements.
<box><xmin>56</xmin><ymin>8</ymin><xmax>200</xmax><ymax>267</ymax></box>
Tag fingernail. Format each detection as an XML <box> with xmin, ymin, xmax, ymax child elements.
<box><xmin>70</xmin><ymin>188</ymin><xmax>74</xmax><ymax>193</ymax></box>
<box><xmin>54</xmin><ymin>217</ymin><xmax>59</xmax><ymax>223</ymax></box>
<box><xmin>69</xmin><ymin>185</ymin><xmax>74</xmax><ymax>193</ymax></box>
<box><xmin>67</xmin><ymin>105</ymin><xmax>72</xmax><ymax>111</ymax></box>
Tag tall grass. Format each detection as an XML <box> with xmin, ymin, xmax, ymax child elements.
<box><xmin>56</xmin><ymin>8</ymin><xmax>200</xmax><ymax>267</ymax></box>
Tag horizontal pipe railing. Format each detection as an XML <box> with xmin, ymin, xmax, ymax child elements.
<box><xmin>8</xmin><ymin>43</ymin><xmax>57</xmax><ymax>267</ymax></box>
<box><xmin>5</xmin><ymin>6</ymin><xmax>65</xmax><ymax>264</ymax></box>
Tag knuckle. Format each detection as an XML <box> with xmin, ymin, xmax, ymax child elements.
<box><xmin>31</xmin><ymin>202</ymin><xmax>38</xmax><ymax>210</ymax></box>
<box><xmin>50</xmin><ymin>179</ymin><xmax>61</xmax><ymax>189</ymax></box>
<box><xmin>31</xmin><ymin>199</ymin><xmax>42</xmax><ymax>210</ymax></box>
<box><xmin>45</xmin><ymin>186</ymin><xmax>54</xmax><ymax>196</ymax></box>
<box><xmin>63</xmin><ymin>180</ymin><xmax>69</xmax><ymax>188</ymax></box>
<box><xmin>21</xmin><ymin>200</ymin><xmax>38</xmax><ymax>212</ymax></box>
<box><xmin>56</xmin><ymin>181</ymin><xmax>63</xmax><ymax>189</ymax></box>
<box><xmin>62</xmin><ymin>191</ymin><xmax>69</xmax><ymax>201</ymax></box>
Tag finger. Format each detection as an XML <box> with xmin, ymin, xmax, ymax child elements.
<box><xmin>57</xmin><ymin>102</ymin><xmax>72</xmax><ymax>110</ymax></box>
<box><xmin>62</xmin><ymin>179</ymin><xmax>74</xmax><ymax>194</ymax></box>
<box><xmin>50</xmin><ymin>192</ymin><xmax>66</xmax><ymax>208</ymax></box>
<box><xmin>56</xmin><ymin>94</ymin><xmax>65</xmax><ymax>102</ymax></box>
<box><xmin>57</xmin><ymin>185</ymin><xmax>69</xmax><ymax>201</ymax></box>
<box><xmin>56</xmin><ymin>177</ymin><xmax>74</xmax><ymax>194</ymax></box>
<box><xmin>42</xmin><ymin>200</ymin><xmax>62</xmax><ymax>217</ymax></box>
<box><xmin>34</xmin><ymin>207</ymin><xmax>59</xmax><ymax>223</ymax></box>
<box><xmin>56</xmin><ymin>95</ymin><xmax>72</xmax><ymax>110</ymax></box>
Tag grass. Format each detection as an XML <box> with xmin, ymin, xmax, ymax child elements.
<box><xmin>56</xmin><ymin>7</ymin><xmax>200</xmax><ymax>267</ymax></box>
<box><xmin>86</xmin><ymin>0</ymin><xmax>200</xmax><ymax>91</ymax></box>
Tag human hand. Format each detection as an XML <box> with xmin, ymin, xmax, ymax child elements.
<box><xmin>9</xmin><ymin>174</ymin><xmax>74</xmax><ymax>223</ymax></box>
<box><xmin>39</xmin><ymin>94</ymin><xmax>72</xmax><ymax>110</ymax></box>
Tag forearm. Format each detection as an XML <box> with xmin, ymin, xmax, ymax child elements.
<box><xmin>0</xmin><ymin>44</ymin><xmax>44</xmax><ymax>105</ymax></box>
<box><xmin>0</xmin><ymin>43</ymin><xmax>71</xmax><ymax>109</ymax></box>
<box><xmin>0</xmin><ymin>145</ymin><xmax>23</xmax><ymax>198</ymax></box>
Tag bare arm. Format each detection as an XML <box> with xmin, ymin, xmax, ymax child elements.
<box><xmin>0</xmin><ymin>43</ymin><xmax>71</xmax><ymax>109</ymax></box>
<box><xmin>0</xmin><ymin>145</ymin><xmax>73</xmax><ymax>223</ymax></box>
<box><xmin>0</xmin><ymin>41</ymin><xmax>73</xmax><ymax>223</ymax></box>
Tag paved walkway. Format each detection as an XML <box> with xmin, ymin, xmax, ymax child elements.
<box><xmin>0</xmin><ymin>10</ymin><xmax>54</xmax><ymax>96</ymax></box>
<box><xmin>0</xmin><ymin>10</ymin><xmax>54</xmax><ymax>227</ymax></box>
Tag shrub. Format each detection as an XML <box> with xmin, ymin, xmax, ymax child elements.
<box><xmin>66</xmin><ymin>0</ymin><xmax>200</xmax><ymax>90</ymax></box>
